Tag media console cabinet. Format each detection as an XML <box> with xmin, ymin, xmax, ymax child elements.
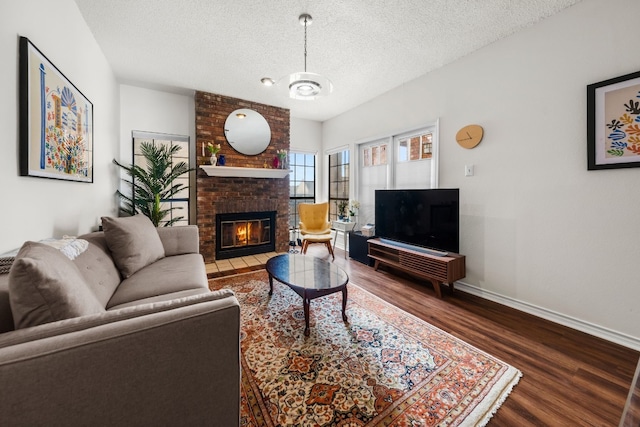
<box><xmin>367</xmin><ymin>238</ymin><xmax>466</xmax><ymax>298</ymax></box>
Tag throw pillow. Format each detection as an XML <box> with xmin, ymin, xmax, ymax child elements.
<box><xmin>101</xmin><ymin>215</ymin><xmax>165</xmax><ymax>278</ymax></box>
<box><xmin>39</xmin><ymin>236</ymin><xmax>89</xmax><ymax>260</ymax></box>
<box><xmin>9</xmin><ymin>242</ymin><xmax>105</xmax><ymax>329</ymax></box>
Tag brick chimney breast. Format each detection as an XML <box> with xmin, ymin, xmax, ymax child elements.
<box><xmin>195</xmin><ymin>91</ymin><xmax>290</xmax><ymax>262</ymax></box>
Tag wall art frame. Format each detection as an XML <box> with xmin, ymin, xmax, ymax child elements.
<box><xmin>587</xmin><ymin>70</ymin><xmax>640</xmax><ymax>170</ymax></box>
<box><xmin>19</xmin><ymin>36</ymin><xmax>93</xmax><ymax>182</ymax></box>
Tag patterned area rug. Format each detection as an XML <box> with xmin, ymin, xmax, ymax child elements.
<box><xmin>210</xmin><ymin>271</ymin><xmax>521</xmax><ymax>426</ymax></box>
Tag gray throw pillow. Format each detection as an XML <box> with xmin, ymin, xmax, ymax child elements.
<box><xmin>9</xmin><ymin>242</ymin><xmax>105</xmax><ymax>329</ymax></box>
<box><xmin>102</xmin><ymin>215</ymin><xmax>165</xmax><ymax>278</ymax></box>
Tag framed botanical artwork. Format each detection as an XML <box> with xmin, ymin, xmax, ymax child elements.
<box><xmin>587</xmin><ymin>70</ymin><xmax>640</xmax><ymax>170</ymax></box>
<box><xmin>19</xmin><ymin>36</ymin><xmax>93</xmax><ymax>182</ymax></box>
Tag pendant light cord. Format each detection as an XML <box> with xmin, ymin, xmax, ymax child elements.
<box><xmin>303</xmin><ymin>15</ymin><xmax>308</xmax><ymax>73</ymax></box>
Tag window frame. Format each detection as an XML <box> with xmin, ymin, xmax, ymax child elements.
<box><xmin>288</xmin><ymin>150</ymin><xmax>316</xmax><ymax>230</ymax></box>
<box><xmin>328</xmin><ymin>148</ymin><xmax>350</xmax><ymax>223</ymax></box>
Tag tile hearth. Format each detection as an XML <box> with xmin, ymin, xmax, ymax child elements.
<box><xmin>205</xmin><ymin>251</ymin><xmax>283</xmax><ymax>278</ymax></box>
<box><xmin>205</xmin><ymin>243</ymin><xmax>344</xmax><ymax>278</ymax></box>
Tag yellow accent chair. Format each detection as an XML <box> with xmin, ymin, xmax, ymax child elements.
<box><xmin>298</xmin><ymin>202</ymin><xmax>335</xmax><ymax>260</ymax></box>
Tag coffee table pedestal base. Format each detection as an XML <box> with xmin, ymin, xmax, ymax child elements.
<box><xmin>266</xmin><ymin>254</ymin><xmax>350</xmax><ymax>337</ymax></box>
<box><xmin>268</xmin><ymin>273</ymin><xmax>348</xmax><ymax>336</ymax></box>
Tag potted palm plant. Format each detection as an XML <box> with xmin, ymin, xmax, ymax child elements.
<box><xmin>113</xmin><ymin>142</ymin><xmax>192</xmax><ymax>226</ymax></box>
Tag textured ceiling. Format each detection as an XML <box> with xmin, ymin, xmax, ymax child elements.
<box><xmin>73</xmin><ymin>0</ymin><xmax>581</xmax><ymax>121</ymax></box>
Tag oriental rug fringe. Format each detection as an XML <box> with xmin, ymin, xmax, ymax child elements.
<box><xmin>210</xmin><ymin>271</ymin><xmax>521</xmax><ymax>426</ymax></box>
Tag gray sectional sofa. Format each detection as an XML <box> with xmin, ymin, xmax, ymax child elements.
<box><xmin>0</xmin><ymin>215</ymin><xmax>240</xmax><ymax>426</ymax></box>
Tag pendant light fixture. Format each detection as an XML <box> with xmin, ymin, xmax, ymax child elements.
<box><xmin>261</xmin><ymin>13</ymin><xmax>333</xmax><ymax>100</ymax></box>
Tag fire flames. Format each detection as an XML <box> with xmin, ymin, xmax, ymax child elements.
<box><xmin>235</xmin><ymin>222</ymin><xmax>250</xmax><ymax>245</ymax></box>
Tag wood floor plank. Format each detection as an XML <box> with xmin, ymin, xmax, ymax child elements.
<box><xmin>304</xmin><ymin>246</ymin><xmax>640</xmax><ymax>426</ymax></box>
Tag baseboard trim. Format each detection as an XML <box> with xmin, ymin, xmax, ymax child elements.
<box><xmin>454</xmin><ymin>280</ymin><xmax>640</xmax><ymax>351</ymax></box>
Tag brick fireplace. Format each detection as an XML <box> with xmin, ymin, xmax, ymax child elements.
<box><xmin>195</xmin><ymin>91</ymin><xmax>290</xmax><ymax>262</ymax></box>
<box><xmin>216</xmin><ymin>210</ymin><xmax>276</xmax><ymax>259</ymax></box>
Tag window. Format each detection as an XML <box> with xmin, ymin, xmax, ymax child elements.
<box><xmin>356</xmin><ymin>123</ymin><xmax>439</xmax><ymax>224</ymax></box>
<box><xmin>132</xmin><ymin>131</ymin><xmax>190</xmax><ymax>226</ymax></box>
<box><xmin>397</xmin><ymin>132</ymin><xmax>433</xmax><ymax>162</ymax></box>
<box><xmin>394</xmin><ymin>126</ymin><xmax>438</xmax><ymax>189</ymax></box>
<box><xmin>289</xmin><ymin>151</ymin><xmax>316</xmax><ymax>229</ymax></box>
<box><xmin>328</xmin><ymin>149</ymin><xmax>350</xmax><ymax>222</ymax></box>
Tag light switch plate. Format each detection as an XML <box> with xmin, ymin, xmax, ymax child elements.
<box><xmin>465</xmin><ymin>165</ymin><xmax>474</xmax><ymax>176</ymax></box>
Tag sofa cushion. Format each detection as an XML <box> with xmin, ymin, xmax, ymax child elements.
<box><xmin>106</xmin><ymin>253</ymin><xmax>208</xmax><ymax>309</ymax></box>
<box><xmin>8</xmin><ymin>242</ymin><xmax>105</xmax><ymax>329</ymax></box>
<box><xmin>102</xmin><ymin>215</ymin><xmax>165</xmax><ymax>279</ymax></box>
<box><xmin>156</xmin><ymin>225</ymin><xmax>200</xmax><ymax>256</ymax></box>
<box><xmin>107</xmin><ymin>288</ymin><xmax>211</xmax><ymax>311</ymax></box>
<box><xmin>0</xmin><ymin>274</ymin><xmax>14</xmax><ymax>333</ymax></box>
<box><xmin>75</xmin><ymin>232</ymin><xmax>123</xmax><ymax>307</ymax></box>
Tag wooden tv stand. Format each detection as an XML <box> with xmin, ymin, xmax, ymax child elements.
<box><xmin>367</xmin><ymin>238</ymin><xmax>466</xmax><ymax>298</ymax></box>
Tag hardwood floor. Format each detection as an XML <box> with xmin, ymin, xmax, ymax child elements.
<box><xmin>301</xmin><ymin>245</ymin><xmax>640</xmax><ymax>426</ymax></box>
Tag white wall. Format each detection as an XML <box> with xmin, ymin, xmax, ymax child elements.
<box><xmin>119</xmin><ymin>85</ymin><xmax>195</xmax><ymax>160</ymax></box>
<box><xmin>291</xmin><ymin>117</ymin><xmax>322</xmax><ymax>153</ymax></box>
<box><xmin>0</xmin><ymin>0</ymin><xmax>119</xmax><ymax>253</ymax></box>
<box><xmin>322</xmin><ymin>0</ymin><xmax>640</xmax><ymax>348</ymax></box>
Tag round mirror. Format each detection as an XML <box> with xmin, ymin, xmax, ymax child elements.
<box><xmin>224</xmin><ymin>109</ymin><xmax>271</xmax><ymax>155</ymax></box>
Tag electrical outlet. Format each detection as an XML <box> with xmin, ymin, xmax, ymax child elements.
<box><xmin>465</xmin><ymin>165</ymin><xmax>474</xmax><ymax>177</ymax></box>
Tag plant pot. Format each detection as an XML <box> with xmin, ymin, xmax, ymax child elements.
<box><xmin>210</xmin><ymin>154</ymin><xmax>217</xmax><ymax>166</ymax></box>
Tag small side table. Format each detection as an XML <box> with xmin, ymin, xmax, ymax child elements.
<box><xmin>332</xmin><ymin>220</ymin><xmax>357</xmax><ymax>259</ymax></box>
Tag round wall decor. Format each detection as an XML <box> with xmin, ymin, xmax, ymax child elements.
<box><xmin>456</xmin><ymin>124</ymin><xmax>484</xmax><ymax>149</ymax></box>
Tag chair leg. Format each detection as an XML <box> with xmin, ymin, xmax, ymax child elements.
<box><xmin>302</xmin><ymin>240</ymin><xmax>309</xmax><ymax>254</ymax></box>
<box><xmin>325</xmin><ymin>241</ymin><xmax>335</xmax><ymax>261</ymax></box>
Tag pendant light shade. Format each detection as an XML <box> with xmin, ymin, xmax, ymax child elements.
<box><xmin>288</xmin><ymin>14</ymin><xmax>332</xmax><ymax>100</ymax></box>
<box><xmin>262</xmin><ymin>14</ymin><xmax>332</xmax><ymax>100</ymax></box>
<box><xmin>288</xmin><ymin>72</ymin><xmax>333</xmax><ymax>100</ymax></box>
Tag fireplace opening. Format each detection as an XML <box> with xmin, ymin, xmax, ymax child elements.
<box><xmin>216</xmin><ymin>211</ymin><xmax>276</xmax><ymax>259</ymax></box>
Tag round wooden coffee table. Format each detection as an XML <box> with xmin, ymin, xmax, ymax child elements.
<box><xmin>265</xmin><ymin>254</ymin><xmax>349</xmax><ymax>336</ymax></box>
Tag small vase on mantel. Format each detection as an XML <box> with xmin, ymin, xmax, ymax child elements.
<box><xmin>210</xmin><ymin>154</ymin><xmax>217</xmax><ymax>166</ymax></box>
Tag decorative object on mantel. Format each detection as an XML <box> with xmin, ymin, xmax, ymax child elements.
<box><xmin>113</xmin><ymin>142</ymin><xmax>192</xmax><ymax>226</ymax></box>
<box><xmin>217</xmin><ymin>154</ymin><xmax>226</xmax><ymax>166</ymax></box>
<box><xmin>456</xmin><ymin>124</ymin><xmax>484</xmax><ymax>149</ymax></box>
<box><xmin>276</xmin><ymin>149</ymin><xmax>288</xmax><ymax>169</ymax></box>
<box><xmin>587</xmin><ymin>70</ymin><xmax>640</xmax><ymax>170</ymax></box>
<box><xmin>224</xmin><ymin>109</ymin><xmax>271</xmax><ymax>155</ymax></box>
<box><xmin>19</xmin><ymin>37</ymin><xmax>94</xmax><ymax>183</ymax></box>
<box><xmin>206</xmin><ymin>142</ymin><xmax>221</xmax><ymax>166</ymax></box>
<box><xmin>260</xmin><ymin>14</ymin><xmax>333</xmax><ymax>100</ymax></box>
<box><xmin>200</xmin><ymin>165</ymin><xmax>289</xmax><ymax>179</ymax></box>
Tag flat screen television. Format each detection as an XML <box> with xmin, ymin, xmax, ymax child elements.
<box><xmin>375</xmin><ymin>189</ymin><xmax>459</xmax><ymax>253</ymax></box>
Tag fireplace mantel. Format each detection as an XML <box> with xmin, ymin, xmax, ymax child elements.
<box><xmin>200</xmin><ymin>166</ymin><xmax>289</xmax><ymax>179</ymax></box>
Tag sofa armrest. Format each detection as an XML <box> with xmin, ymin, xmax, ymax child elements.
<box><xmin>0</xmin><ymin>290</ymin><xmax>240</xmax><ymax>426</ymax></box>
<box><xmin>156</xmin><ymin>225</ymin><xmax>199</xmax><ymax>256</ymax></box>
